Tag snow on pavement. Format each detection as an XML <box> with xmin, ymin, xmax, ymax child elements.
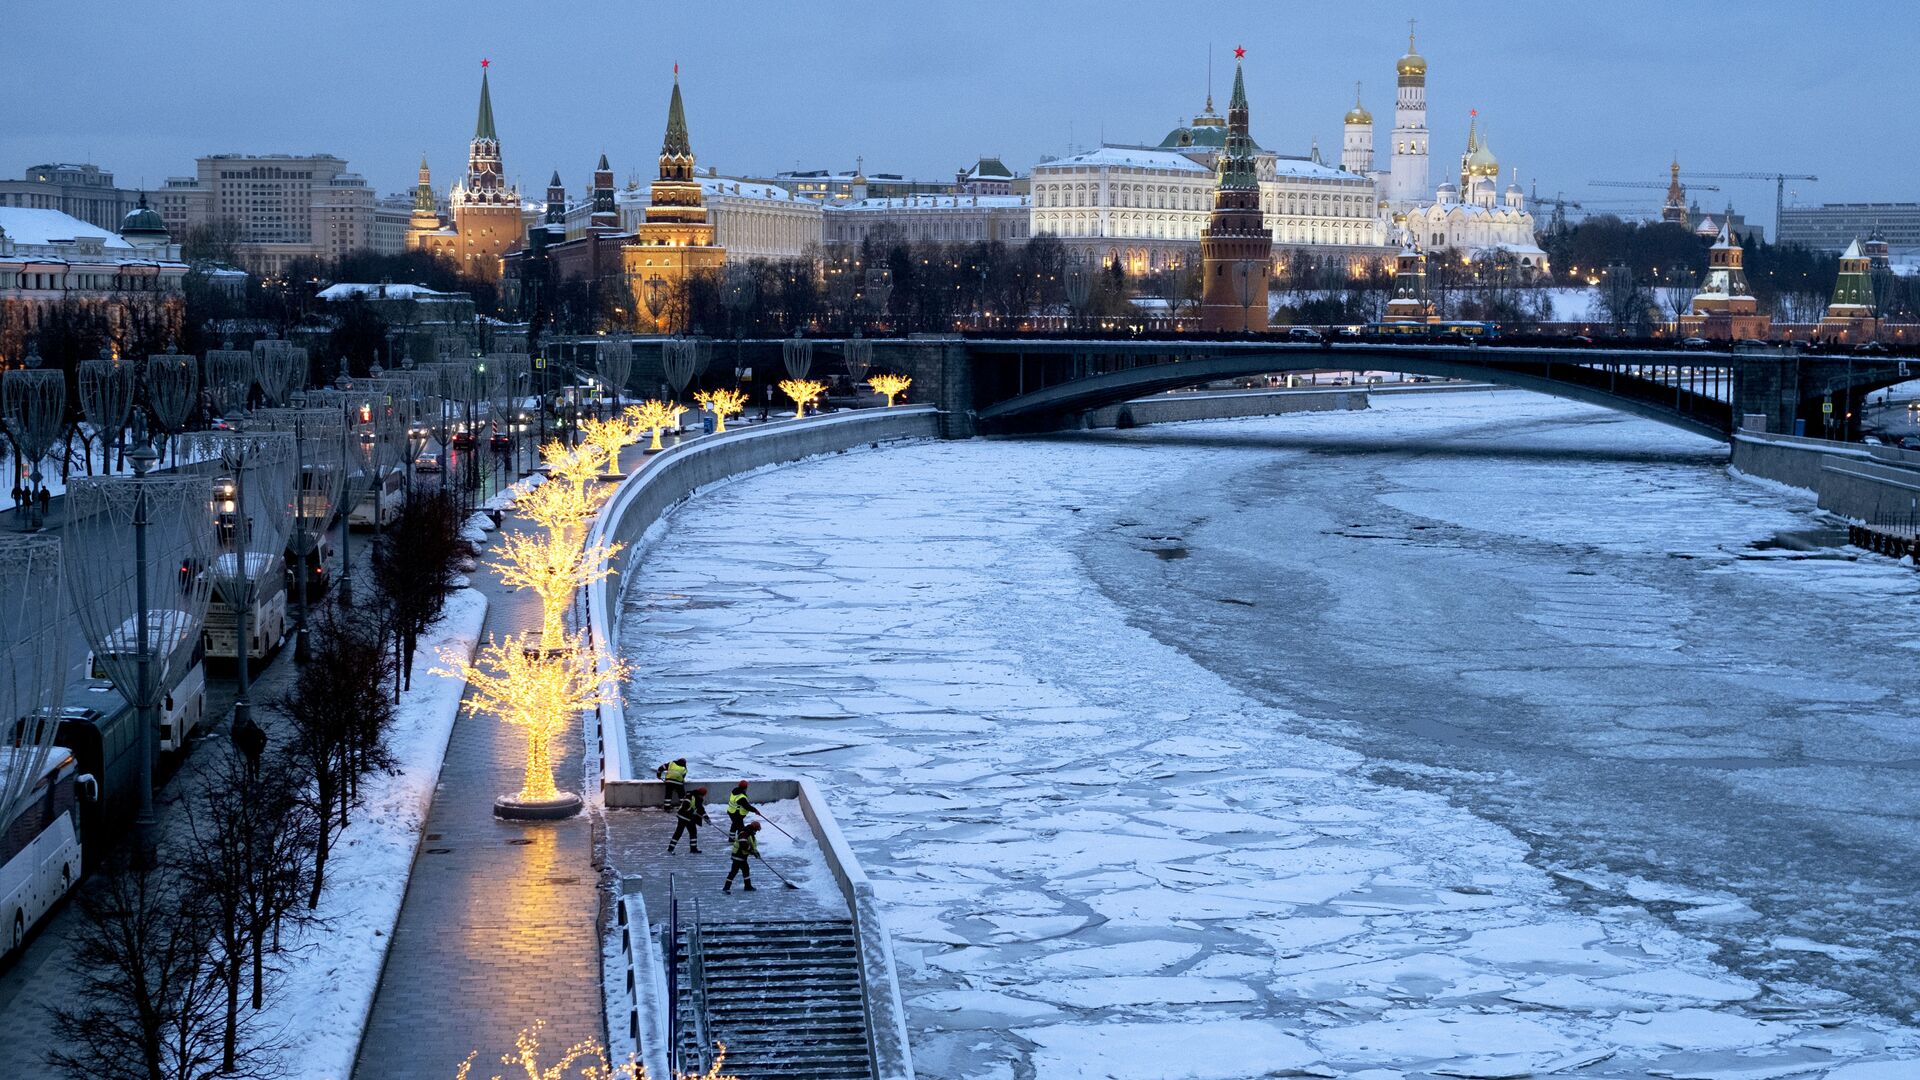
<box><xmin>615</xmin><ymin>392</ymin><xmax>1920</xmax><ymax>1079</ymax></box>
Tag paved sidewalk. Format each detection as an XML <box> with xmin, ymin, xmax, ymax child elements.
<box><xmin>352</xmin><ymin>452</ymin><xmax>644</xmax><ymax>1080</ymax></box>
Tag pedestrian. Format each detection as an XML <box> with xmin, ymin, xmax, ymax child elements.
<box><xmin>725</xmin><ymin>780</ymin><xmax>757</xmax><ymax>840</ymax></box>
<box><xmin>667</xmin><ymin>785</ymin><xmax>709</xmax><ymax>854</ymax></box>
<box><xmin>655</xmin><ymin>756</ymin><xmax>688</xmax><ymax>810</ymax></box>
<box><xmin>723</xmin><ymin>821</ymin><xmax>760</xmax><ymax>893</ymax></box>
<box><xmin>232</xmin><ymin>714</ymin><xmax>266</xmax><ymax>782</ymax></box>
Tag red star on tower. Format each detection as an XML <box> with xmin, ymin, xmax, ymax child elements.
<box><xmin>1233</xmin><ymin>45</ymin><xmax>1246</xmax><ymax>59</ymax></box>
<box><xmin>480</xmin><ymin>58</ymin><xmax>490</xmax><ymax>68</ymax></box>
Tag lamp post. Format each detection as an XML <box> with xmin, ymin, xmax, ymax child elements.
<box><xmin>67</xmin><ymin>421</ymin><xmax>215</xmax><ymax>859</ymax></box>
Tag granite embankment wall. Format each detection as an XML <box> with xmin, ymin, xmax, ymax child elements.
<box><xmin>1730</xmin><ymin>428</ymin><xmax>1920</xmax><ymax>525</ymax></box>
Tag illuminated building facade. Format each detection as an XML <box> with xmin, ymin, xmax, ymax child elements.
<box><xmin>622</xmin><ymin>72</ymin><xmax>727</xmax><ymax>332</ymax></box>
<box><xmin>1199</xmin><ymin>51</ymin><xmax>1270</xmax><ymax>333</ymax></box>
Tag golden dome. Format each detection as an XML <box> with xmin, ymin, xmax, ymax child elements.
<box><xmin>1345</xmin><ymin>102</ymin><xmax>1373</xmax><ymax>125</ymax></box>
<box><xmin>1467</xmin><ymin>135</ymin><xmax>1498</xmax><ymax>178</ymax></box>
<box><xmin>1397</xmin><ymin>31</ymin><xmax>1427</xmax><ymax>77</ymax></box>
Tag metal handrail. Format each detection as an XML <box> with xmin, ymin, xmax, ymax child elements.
<box><xmin>686</xmin><ymin>899</ymin><xmax>715</xmax><ymax>1073</ymax></box>
<box><xmin>665</xmin><ymin>876</ymin><xmax>680</xmax><ymax>1073</ymax></box>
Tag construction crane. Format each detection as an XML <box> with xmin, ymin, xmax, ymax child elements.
<box><xmin>1589</xmin><ymin>179</ymin><xmax>1721</xmax><ymax>192</ymax></box>
<box><xmin>1678</xmin><ymin>172</ymin><xmax>1818</xmax><ymax>238</ymax></box>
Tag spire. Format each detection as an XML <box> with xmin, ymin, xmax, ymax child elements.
<box><xmin>418</xmin><ymin>153</ymin><xmax>431</xmax><ymax>184</ymax></box>
<box><xmin>663</xmin><ymin>69</ymin><xmax>690</xmax><ymax>158</ymax></box>
<box><xmin>1229</xmin><ymin>47</ymin><xmax>1248</xmax><ymax>111</ymax></box>
<box><xmin>474</xmin><ymin>61</ymin><xmax>497</xmax><ymax>142</ymax></box>
<box><xmin>597</xmin><ymin>152</ymin><xmax>610</xmax><ymax>171</ymax></box>
<box><xmin>549</xmin><ymin>168</ymin><xmax>562</xmax><ymax>186</ymax></box>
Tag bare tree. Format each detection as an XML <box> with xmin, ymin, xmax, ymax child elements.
<box><xmin>182</xmin><ymin>748</ymin><xmax>318</xmax><ymax>1068</ymax></box>
<box><xmin>370</xmin><ymin>488</ymin><xmax>471</xmax><ymax>692</ymax></box>
<box><xmin>283</xmin><ymin>606</ymin><xmax>393</xmax><ymax>908</ymax></box>
<box><xmin>47</xmin><ymin>859</ymin><xmax>259</xmax><ymax>1080</ymax></box>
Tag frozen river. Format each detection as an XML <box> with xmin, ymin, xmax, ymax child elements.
<box><xmin>616</xmin><ymin>391</ymin><xmax>1920</xmax><ymax>1079</ymax></box>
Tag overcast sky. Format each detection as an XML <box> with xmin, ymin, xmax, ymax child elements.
<box><xmin>7</xmin><ymin>1</ymin><xmax>1900</xmax><ymax>226</ymax></box>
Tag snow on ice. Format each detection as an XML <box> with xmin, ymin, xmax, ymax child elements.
<box><xmin>614</xmin><ymin>391</ymin><xmax>1920</xmax><ymax>1078</ymax></box>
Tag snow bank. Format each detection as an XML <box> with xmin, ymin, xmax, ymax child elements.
<box><xmin>258</xmin><ymin>587</ymin><xmax>488</xmax><ymax>1080</ymax></box>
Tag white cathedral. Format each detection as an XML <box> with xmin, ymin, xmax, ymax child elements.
<box><xmin>1343</xmin><ymin>31</ymin><xmax>1549</xmax><ymax>273</ymax></box>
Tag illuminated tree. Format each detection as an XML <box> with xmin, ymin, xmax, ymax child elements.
<box><xmin>453</xmin><ymin>1021</ymin><xmax>735</xmax><ymax>1080</ymax></box>
<box><xmin>523</xmin><ymin>442</ymin><xmax>613</xmax><ymax>546</ymax></box>
<box><xmin>777</xmin><ymin>378</ymin><xmax>827</xmax><ymax>419</ymax></box>
<box><xmin>490</xmin><ymin>527</ymin><xmax>621</xmax><ymax>644</ymax></box>
<box><xmin>626</xmin><ymin>400</ymin><xmax>687</xmax><ymax>451</ymax></box>
<box><xmin>867</xmin><ymin>374</ymin><xmax>912</xmax><ymax>407</ymax></box>
<box><xmin>436</xmin><ymin>630</ymin><xmax>628</xmax><ymax>809</ymax></box>
<box><xmin>693</xmin><ymin>388</ymin><xmax>747</xmax><ymax>433</ymax></box>
<box><xmin>579</xmin><ymin>415</ymin><xmax>639</xmax><ymax>474</ymax></box>
<box><xmin>543</xmin><ymin>440</ymin><xmax>608</xmax><ymax>492</ymax></box>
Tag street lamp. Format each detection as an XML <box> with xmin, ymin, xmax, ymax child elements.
<box><xmin>67</xmin><ymin>422</ymin><xmax>215</xmax><ymax>857</ymax></box>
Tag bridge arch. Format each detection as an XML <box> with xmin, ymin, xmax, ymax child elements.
<box><xmin>973</xmin><ymin>344</ymin><xmax>1736</xmax><ymax>441</ymax></box>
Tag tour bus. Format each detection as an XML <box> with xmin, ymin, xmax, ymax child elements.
<box><xmin>286</xmin><ymin>527</ymin><xmax>334</xmax><ymax>598</ymax></box>
<box><xmin>86</xmin><ymin>611</ymin><xmax>209</xmax><ymax>754</ymax></box>
<box><xmin>348</xmin><ymin>469</ymin><xmax>405</xmax><ymax>529</ymax></box>
<box><xmin>52</xmin><ymin>680</ymin><xmax>139</xmax><ymax>870</ymax></box>
<box><xmin>0</xmin><ymin>743</ymin><xmax>83</xmax><ymax>959</ymax></box>
<box><xmin>1365</xmin><ymin>320</ymin><xmax>1501</xmax><ymax>341</ymax></box>
<box><xmin>202</xmin><ymin>553</ymin><xmax>289</xmax><ymax>663</ymax></box>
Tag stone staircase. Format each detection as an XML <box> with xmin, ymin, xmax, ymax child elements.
<box><xmin>671</xmin><ymin>918</ymin><xmax>874</xmax><ymax>1080</ymax></box>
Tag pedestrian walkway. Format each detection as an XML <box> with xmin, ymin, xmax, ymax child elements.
<box><xmin>352</xmin><ymin>451</ymin><xmax>645</xmax><ymax>1080</ymax></box>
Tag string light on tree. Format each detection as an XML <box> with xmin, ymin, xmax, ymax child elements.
<box><xmin>436</xmin><ymin>629</ymin><xmax>629</xmax><ymax>820</ymax></box>
<box><xmin>453</xmin><ymin>1020</ymin><xmax>737</xmax><ymax>1080</ymax></box>
<box><xmin>866</xmin><ymin>374</ymin><xmax>911</xmax><ymax>408</ymax></box>
<box><xmin>489</xmin><ymin>528</ymin><xmax>621</xmax><ymax>645</ymax></box>
<box><xmin>579</xmin><ymin>416</ymin><xmax>639</xmax><ymax>477</ymax></box>
<box><xmin>777</xmin><ymin>379</ymin><xmax>827</xmax><ymax>419</ymax></box>
<box><xmin>626</xmin><ymin>400</ymin><xmax>686</xmax><ymax>452</ymax></box>
<box><xmin>693</xmin><ymin>388</ymin><xmax>747</xmax><ymax>433</ymax></box>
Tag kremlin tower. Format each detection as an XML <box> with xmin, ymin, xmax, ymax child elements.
<box><xmin>1682</xmin><ymin>212</ymin><xmax>1770</xmax><ymax>341</ymax></box>
<box><xmin>623</xmin><ymin>67</ymin><xmax>726</xmax><ymax>333</ymax></box>
<box><xmin>1198</xmin><ymin>48</ymin><xmax>1271</xmax><ymax>334</ymax></box>
<box><xmin>1818</xmin><ymin>239</ymin><xmax>1879</xmax><ymax>342</ymax></box>
<box><xmin>1383</xmin><ymin>229</ymin><xmax>1434</xmax><ymax>323</ymax></box>
<box><xmin>444</xmin><ymin>60</ymin><xmax>523</xmax><ymax>281</ymax></box>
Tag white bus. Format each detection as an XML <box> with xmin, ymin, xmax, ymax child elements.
<box><xmin>348</xmin><ymin>470</ymin><xmax>405</xmax><ymax>529</ymax></box>
<box><xmin>1</xmin><ymin>745</ymin><xmax>83</xmax><ymax>959</ymax></box>
<box><xmin>87</xmin><ymin>613</ymin><xmax>208</xmax><ymax>754</ymax></box>
<box><xmin>202</xmin><ymin>553</ymin><xmax>288</xmax><ymax>663</ymax></box>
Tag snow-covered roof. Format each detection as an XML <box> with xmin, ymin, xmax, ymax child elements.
<box><xmin>826</xmin><ymin>194</ymin><xmax>1030</xmax><ymax>213</ymax></box>
<box><xmin>316</xmin><ymin>283</ymin><xmax>465</xmax><ymax>302</ymax></box>
<box><xmin>614</xmin><ymin>176</ymin><xmax>805</xmax><ymax>207</ymax></box>
<box><xmin>1269</xmin><ymin>156</ymin><xmax>1356</xmax><ymax>181</ymax></box>
<box><xmin>0</xmin><ymin>207</ymin><xmax>134</xmax><ymax>249</ymax></box>
<box><xmin>1036</xmin><ymin>146</ymin><xmax>1211</xmax><ymax>174</ymax></box>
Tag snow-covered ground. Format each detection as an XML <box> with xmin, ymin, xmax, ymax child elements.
<box><xmin>614</xmin><ymin>392</ymin><xmax>1920</xmax><ymax>1079</ymax></box>
<box><xmin>260</xmin><ymin>586</ymin><xmax>487</xmax><ymax>1080</ymax></box>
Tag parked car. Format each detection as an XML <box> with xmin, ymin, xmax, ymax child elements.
<box><xmin>1854</xmin><ymin>340</ymin><xmax>1890</xmax><ymax>355</ymax></box>
<box><xmin>1863</xmin><ymin>436</ymin><xmax>1885</xmax><ymax>447</ymax></box>
<box><xmin>1898</xmin><ymin>436</ymin><xmax>1920</xmax><ymax>451</ymax></box>
<box><xmin>1286</xmin><ymin>327</ymin><xmax>1324</xmax><ymax>343</ymax></box>
<box><xmin>1680</xmin><ymin>336</ymin><xmax>1711</xmax><ymax>350</ymax></box>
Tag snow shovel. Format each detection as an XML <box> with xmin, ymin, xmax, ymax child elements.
<box><xmin>754</xmin><ymin>853</ymin><xmax>801</xmax><ymax>890</ymax></box>
<box><xmin>753</xmin><ymin>814</ymin><xmax>797</xmax><ymax>841</ymax></box>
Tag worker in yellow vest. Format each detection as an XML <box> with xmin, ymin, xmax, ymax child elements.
<box><xmin>723</xmin><ymin>822</ymin><xmax>761</xmax><ymax>893</ymax></box>
<box><xmin>655</xmin><ymin>757</ymin><xmax>688</xmax><ymax>810</ymax></box>
<box><xmin>726</xmin><ymin>780</ymin><xmax>758</xmax><ymax>840</ymax></box>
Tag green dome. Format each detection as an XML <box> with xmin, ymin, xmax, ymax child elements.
<box><xmin>120</xmin><ymin>197</ymin><xmax>168</xmax><ymax>242</ymax></box>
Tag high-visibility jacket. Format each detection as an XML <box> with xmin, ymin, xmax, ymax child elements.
<box><xmin>730</xmin><ymin>834</ymin><xmax>758</xmax><ymax>860</ymax></box>
<box><xmin>661</xmin><ymin>761</ymin><xmax>687</xmax><ymax>783</ymax></box>
<box><xmin>677</xmin><ymin>791</ymin><xmax>706</xmax><ymax>822</ymax></box>
<box><xmin>727</xmin><ymin>791</ymin><xmax>754</xmax><ymax>818</ymax></box>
